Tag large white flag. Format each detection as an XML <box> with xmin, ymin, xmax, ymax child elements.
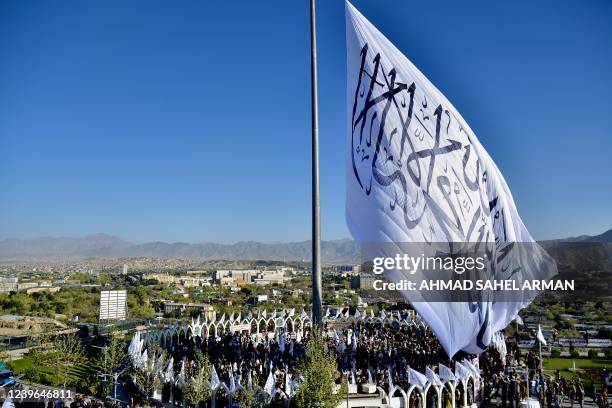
<box><xmin>345</xmin><ymin>1</ymin><xmax>556</xmax><ymax>356</ymax></box>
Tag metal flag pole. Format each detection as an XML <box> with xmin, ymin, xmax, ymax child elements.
<box><xmin>310</xmin><ymin>0</ymin><xmax>323</xmax><ymax>327</ymax></box>
<box><xmin>539</xmin><ymin>338</ymin><xmax>543</xmax><ymax>369</ymax></box>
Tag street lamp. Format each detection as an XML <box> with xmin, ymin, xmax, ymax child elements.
<box><xmin>97</xmin><ymin>369</ymin><xmax>125</xmax><ymax>403</ymax></box>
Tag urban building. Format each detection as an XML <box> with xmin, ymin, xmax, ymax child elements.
<box><xmin>0</xmin><ymin>277</ymin><xmax>18</xmax><ymax>293</ymax></box>
<box><xmin>25</xmin><ymin>286</ymin><xmax>60</xmax><ymax>294</ymax></box>
<box><xmin>163</xmin><ymin>302</ymin><xmax>214</xmax><ymax>318</ymax></box>
<box><xmin>213</xmin><ymin>269</ymin><xmax>292</xmax><ymax>286</ymax></box>
<box><xmin>351</xmin><ymin>274</ymin><xmax>377</xmax><ymax>290</ymax></box>
<box><xmin>252</xmin><ymin>270</ymin><xmax>289</xmax><ymax>285</ymax></box>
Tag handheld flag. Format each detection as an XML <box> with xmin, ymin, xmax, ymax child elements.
<box><xmin>438</xmin><ymin>364</ymin><xmax>456</xmax><ymax>382</ymax></box>
<box><xmin>408</xmin><ymin>367</ymin><xmax>428</xmax><ymax>389</ymax></box>
<box><xmin>537</xmin><ymin>325</ymin><xmax>547</xmax><ymax>346</ymax></box>
<box><xmin>264</xmin><ymin>371</ymin><xmax>276</xmax><ymax>396</ymax></box>
<box><xmin>209</xmin><ymin>365</ymin><xmax>220</xmax><ymax>390</ymax></box>
<box><xmin>426</xmin><ymin>366</ymin><xmax>444</xmax><ymax>387</ymax></box>
<box><xmin>462</xmin><ymin>359</ymin><xmax>481</xmax><ymax>377</ymax></box>
<box><xmin>454</xmin><ymin>363</ymin><xmax>471</xmax><ymax>381</ymax></box>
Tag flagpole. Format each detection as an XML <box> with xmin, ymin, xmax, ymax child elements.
<box><xmin>310</xmin><ymin>0</ymin><xmax>323</xmax><ymax>327</ymax></box>
<box><xmin>539</xmin><ymin>339</ymin><xmax>542</xmax><ymax>370</ymax></box>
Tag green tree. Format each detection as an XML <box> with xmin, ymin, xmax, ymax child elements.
<box><xmin>50</xmin><ymin>333</ymin><xmax>85</xmax><ymax>386</ymax></box>
<box><xmin>184</xmin><ymin>351</ymin><xmax>212</xmax><ymax>406</ymax></box>
<box><xmin>22</xmin><ymin>332</ymin><xmax>50</xmax><ymax>383</ymax></box>
<box><xmin>0</xmin><ymin>344</ymin><xmax>8</xmax><ymax>364</ymax></box>
<box><xmin>293</xmin><ymin>328</ymin><xmax>344</xmax><ymax>408</ymax></box>
<box><xmin>131</xmin><ymin>344</ymin><xmax>165</xmax><ymax>400</ymax></box>
<box><xmin>234</xmin><ymin>387</ymin><xmax>267</xmax><ymax>408</ymax></box>
<box><xmin>97</xmin><ymin>330</ymin><xmax>127</xmax><ymax>396</ymax></box>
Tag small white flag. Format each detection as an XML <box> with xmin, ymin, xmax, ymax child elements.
<box><xmin>537</xmin><ymin>324</ymin><xmax>547</xmax><ymax>346</ymax></box>
<box><xmin>2</xmin><ymin>399</ymin><xmax>15</xmax><ymax>408</ymax></box>
<box><xmin>408</xmin><ymin>367</ymin><xmax>428</xmax><ymax>388</ymax></box>
<box><xmin>462</xmin><ymin>359</ymin><xmax>481</xmax><ymax>377</ymax></box>
<box><xmin>438</xmin><ymin>363</ymin><xmax>456</xmax><ymax>382</ymax></box>
<box><xmin>175</xmin><ymin>359</ymin><xmax>186</xmax><ymax>388</ymax></box>
<box><xmin>229</xmin><ymin>372</ymin><xmax>236</xmax><ymax>394</ymax></box>
<box><xmin>426</xmin><ymin>366</ymin><xmax>443</xmax><ymax>387</ymax></box>
<box><xmin>163</xmin><ymin>357</ymin><xmax>174</xmax><ymax>383</ymax></box>
<box><xmin>285</xmin><ymin>370</ymin><xmax>292</xmax><ymax>397</ymax></box>
<box><xmin>209</xmin><ymin>365</ymin><xmax>220</xmax><ymax>390</ymax></box>
<box><xmin>264</xmin><ymin>371</ymin><xmax>276</xmax><ymax>396</ymax></box>
<box><xmin>454</xmin><ymin>362</ymin><xmax>471</xmax><ymax>381</ymax></box>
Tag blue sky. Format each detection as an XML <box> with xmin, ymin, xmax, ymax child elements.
<box><xmin>1</xmin><ymin>0</ymin><xmax>610</xmax><ymax>243</ymax></box>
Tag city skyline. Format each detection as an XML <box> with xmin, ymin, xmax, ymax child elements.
<box><xmin>1</xmin><ymin>0</ymin><xmax>611</xmax><ymax>243</ymax></box>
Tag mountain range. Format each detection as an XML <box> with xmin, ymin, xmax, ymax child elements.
<box><xmin>0</xmin><ymin>233</ymin><xmax>360</xmax><ymax>263</ymax></box>
<box><xmin>0</xmin><ymin>229</ymin><xmax>610</xmax><ymax>263</ymax></box>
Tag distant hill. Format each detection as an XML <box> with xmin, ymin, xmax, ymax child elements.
<box><xmin>583</xmin><ymin>228</ymin><xmax>612</xmax><ymax>243</ymax></box>
<box><xmin>555</xmin><ymin>228</ymin><xmax>612</xmax><ymax>243</ymax></box>
<box><xmin>1</xmin><ymin>229</ymin><xmax>609</xmax><ymax>263</ymax></box>
<box><xmin>0</xmin><ymin>235</ymin><xmax>360</xmax><ymax>263</ymax></box>
<box><xmin>0</xmin><ymin>233</ymin><xmax>131</xmax><ymax>261</ymax></box>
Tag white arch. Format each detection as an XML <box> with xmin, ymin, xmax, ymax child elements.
<box><xmin>406</xmin><ymin>384</ymin><xmax>426</xmax><ymax>408</ymax></box>
<box><xmin>388</xmin><ymin>385</ymin><xmax>409</xmax><ymax>407</ymax></box>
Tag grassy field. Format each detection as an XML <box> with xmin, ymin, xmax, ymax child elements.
<box><xmin>8</xmin><ymin>354</ymin><xmax>97</xmax><ymax>389</ymax></box>
<box><xmin>544</xmin><ymin>358</ymin><xmax>611</xmax><ymax>371</ymax></box>
<box><xmin>543</xmin><ymin>357</ymin><xmax>611</xmax><ymax>388</ymax></box>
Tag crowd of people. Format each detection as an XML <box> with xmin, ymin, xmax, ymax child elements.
<box><xmin>480</xmin><ymin>348</ymin><xmax>610</xmax><ymax>408</ymax></box>
<box><xmin>145</xmin><ymin>319</ymin><xmax>488</xmax><ymax>406</ymax></box>
<box><xmin>5</xmin><ymin>315</ymin><xmax>611</xmax><ymax>408</ymax></box>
